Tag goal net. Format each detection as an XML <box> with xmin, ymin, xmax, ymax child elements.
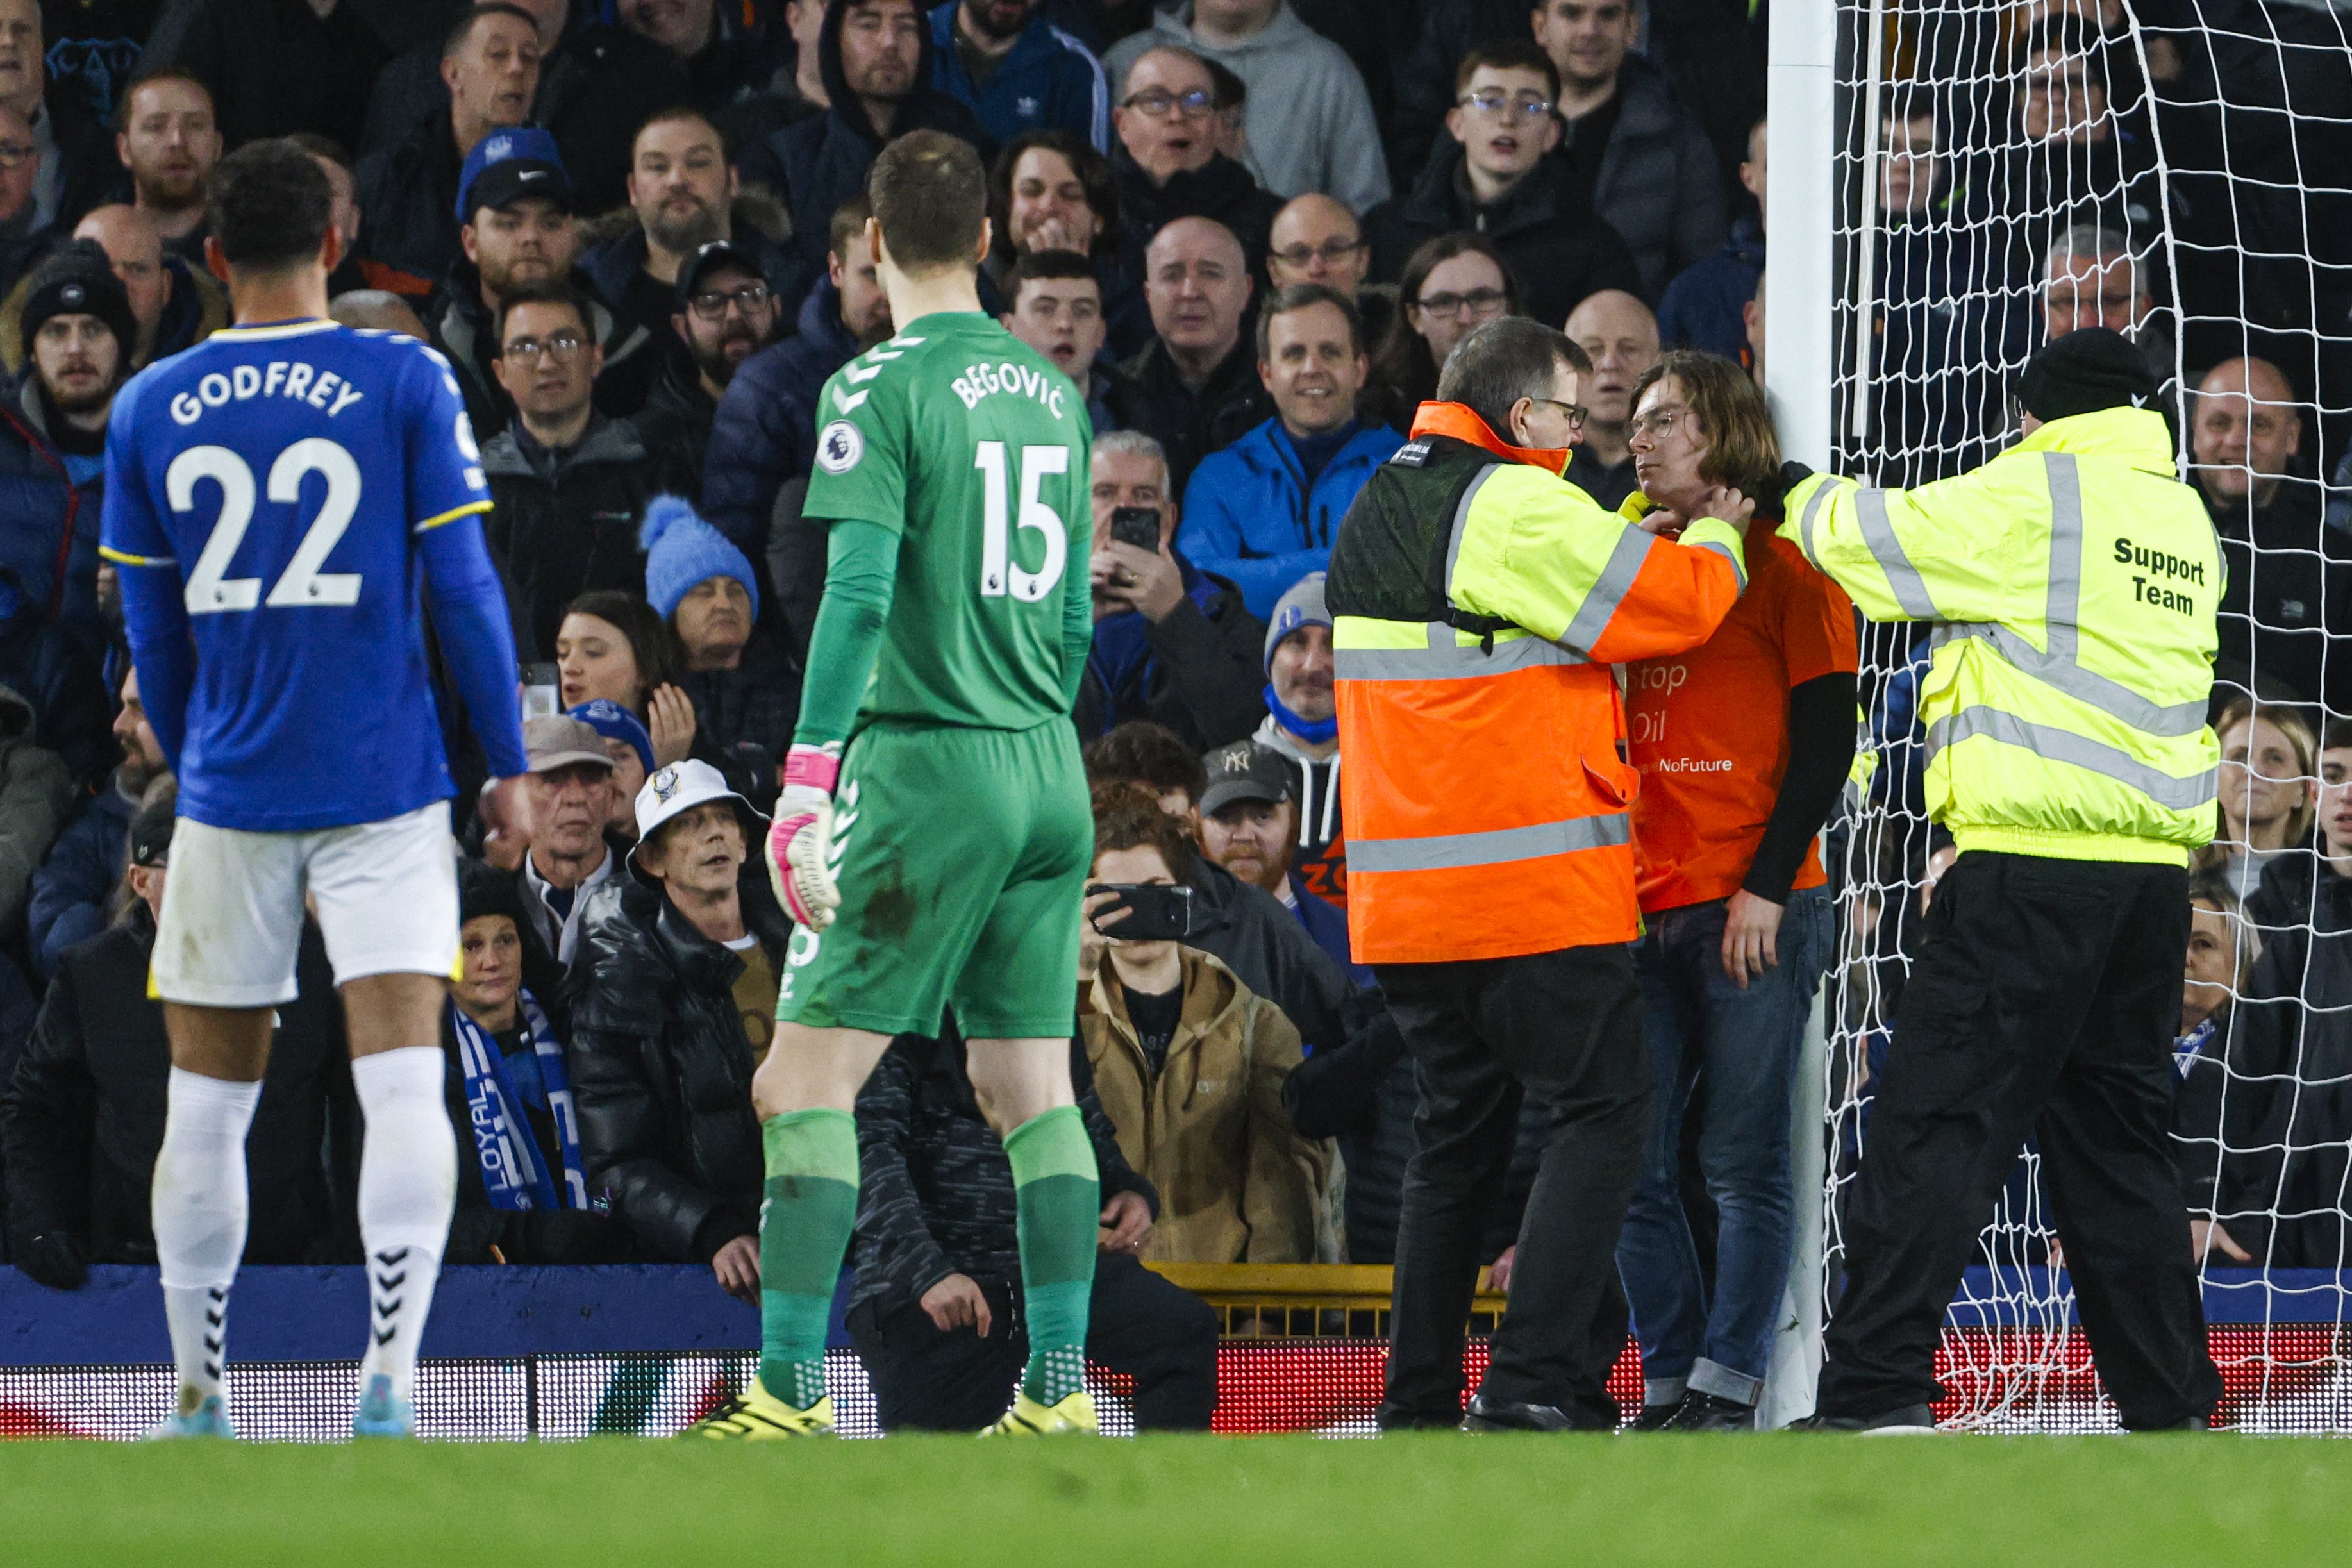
<box><xmin>1805</xmin><ymin>0</ymin><xmax>2352</xmax><ymax>1431</ymax></box>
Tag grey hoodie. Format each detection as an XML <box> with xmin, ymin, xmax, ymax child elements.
<box><xmin>1104</xmin><ymin>4</ymin><xmax>1390</xmax><ymax>214</ymax></box>
<box><xmin>1254</xmin><ymin>712</ymin><xmax>1343</xmax><ymax>901</ymax></box>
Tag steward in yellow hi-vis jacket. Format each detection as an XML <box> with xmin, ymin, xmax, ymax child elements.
<box><xmin>1325</xmin><ymin>319</ymin><xmax>1756</xmax><ymax>1433</ymax></box>
<box><xmin>1783</xmin><ymin>328</ymin><xmax>2224</xmax><ymax>1433</ymax></box>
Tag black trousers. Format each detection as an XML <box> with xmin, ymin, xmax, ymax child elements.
<box><xmin>846</xmin><ymin>1252</ymin><xmax>1221</xmax><ymax>1431</ymax></box>
<box><xmin>1819</xmin><ymin>853</ymin><xmax>2223</xmax><ymax>1429</ymax></box>
<box><xmin>1375</xmin><ymin>944</ymin><xmax>1654</xmax><ymax>1428</ymax></box>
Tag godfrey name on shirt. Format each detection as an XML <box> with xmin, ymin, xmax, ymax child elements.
<box><xmin>168</xmin><ymin>360</ymin><xmax>367</xmax><ymax>426</ymax></box>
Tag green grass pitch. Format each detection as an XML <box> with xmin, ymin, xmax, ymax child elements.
<box><xmin>3</xmin><ymin>1433</ymin><xmax>2348</xmax><ymax>1567</ymax></box>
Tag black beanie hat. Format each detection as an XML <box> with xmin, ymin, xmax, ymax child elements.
<box><xmin>458</xmin><ymin>856</ymin><xmax>534</xmax><ymax>931</ymax></box>
<box><xmin>2015</xmin><ymin>327</ymin><xmax>2160</xmax><ymax>422</ymax></box>
<box><xmin>19</xmin><ymin>241</ymin><xmax>138</xmax><ymax>366</ymax></box>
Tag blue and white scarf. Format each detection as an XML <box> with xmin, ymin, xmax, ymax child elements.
<box><xmin>451</xmin><ymin>991</ymin><xmax>587</xmax><ymax>1212</ymax></box>
<box><xmin>2173</xmin><ymin>1017</ymin><xmax>2218</xmax><ymax>1080</ymax></box>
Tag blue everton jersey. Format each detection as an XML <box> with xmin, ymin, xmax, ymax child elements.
<box><xmin>101</xmin><ymin>319</ymin><xmax>502</xmax><ymax>832</ymax></box>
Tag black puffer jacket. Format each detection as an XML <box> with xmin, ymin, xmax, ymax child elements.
<box><xmin>481</xmin><ymin>415</ymin><xmax>692</xmax><ymax>661</ymax></box>
<box><xmin>568</xmin><ymin>870</ymin><xmax>790</xmax><ymax>1263</ymax></box>
<box><xmin>1</xmin><ymin>909</ymin><xmax>357</xmax><ymax>1268</ymax></box>
<box><xmin>849</xmin><ymin>1026</ymin><xmax>1155</xmax><ymax>1317</ymax></box>
<box><xmin>1377</xmin><ymin>138</ymin><xmax>1644</xmax><ymax>329</ymax></box>
<box><xmin>1108</xmin><ymin>144</ymin><xmax>1283</xmax><ymax>286</ymax></box>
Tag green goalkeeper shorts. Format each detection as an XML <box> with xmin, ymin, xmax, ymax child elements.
<box><xmin>776</xmin><ymin>717</ymin><xmax>1091</xmax><ymax>1039</ymax></box>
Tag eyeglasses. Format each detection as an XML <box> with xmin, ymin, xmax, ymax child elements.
<box><xmin>1528</xmin><ymin>397</ymin><xmax>1588</xmax><ymax>430</ymax></box>
<box><xmin>0</xmin><ymin>142</ymin><xmax>33</xmax><ymax>169</ymax></box>
<box><xmin>687</xmin><ymin>284</ymin><xmax>772</xmax><ymax>321</ymax></box>
<box><xmin>1629</xmin><ymin>406</ymin><xmax>1692</xmax><ymax>440</ymax></box>
<box><xmin>503</xmin><ymin>333</ymin><xmax>588</xmax><ymax>363</ymax></box>
<box><xmin>1414</xmin><ymin>287</ymin><xmax>1510</xmax><ymax>321</ymax></box>
<box><xmin>1271</xmin><ymin>238</ymin><xmax>1366</xmax><ymax>269</ymax></box>
<box><xmin>1122</xmin><ymin>87</ymin><xmax>1215</xmax><ymax>120</ymax></box>
<box><xmin>1458</xmin><ymin>91</ymin><xmax>1555</xmax><ymax>121</ymax></box>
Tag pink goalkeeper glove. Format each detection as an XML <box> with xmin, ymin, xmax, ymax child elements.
<box><xmin>768</xmin><ymin>743</ymin><xmax>842</xmax><ymax>930</ymax></box>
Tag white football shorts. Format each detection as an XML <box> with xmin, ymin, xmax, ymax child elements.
<box><xmin>152</xmin><ymin>801</ymin><xmax>460</xmax><ymax>1007</ymax></box>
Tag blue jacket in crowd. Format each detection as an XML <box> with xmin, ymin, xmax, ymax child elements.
<box><xmin>1177</xmin><ymin>417</ymin><xmax>1404</xmax><ymax>618</ymax></box>
<box><xmin>928</xmin><ymin>1</ymin><xmax>1108</xmax><ymax>151</ymax></box>
<box><xmin>702</xmin><ymin>274</ymin><xmax>864</xmax><ymax>553</ymax></box>
<box><xmin>0</xmin><ymin>377</ymin><xmax>104</xmax><ymax>662</ymax></box>
<box><xmin>27</xmin><ymin>772</ymin><xmax>134</xmax><ymax>979</ymax></box>
<box><xmin>1656</xmin><ymin>214</ymin><xmax>1765</xmax><ymax>362</ymax></box>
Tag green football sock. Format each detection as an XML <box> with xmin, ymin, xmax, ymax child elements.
<box><xmin>1005</xmin><ymin>1105</ymin><xmax>1099</xmax><ymax>1406</ymax></box>
<box><xmin>756</xmin><ymin>1109</ymin><xmax>858</xmax><ymax>1409</ymax></box>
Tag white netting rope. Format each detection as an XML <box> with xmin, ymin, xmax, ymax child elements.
<box><xmin>1822</xmin><ymin>0</ymin><xmax>2352</xmax><ymax>1431</ymax></box>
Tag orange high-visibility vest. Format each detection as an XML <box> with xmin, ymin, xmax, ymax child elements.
<box><xmin>1326</xmin><ymin>404</ymin><xmax>1749</xmax><ymax>964</ymax></box>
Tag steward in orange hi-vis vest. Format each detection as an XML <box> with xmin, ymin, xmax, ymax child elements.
<box><xmin>1320</xmin><ymin>317</ymin><xmax>1760</xmax><ymax>1432</ymax></box>
<box><xmin>1325</xmin><ymin>401</ymin><xmax>1749</xmax><ymax>965</ymax></box>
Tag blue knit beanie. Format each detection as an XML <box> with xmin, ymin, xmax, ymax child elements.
<box><xmin>641</xmin><ymin>494</ymin><xmax>762</xmax><ymax>624</ymax></box>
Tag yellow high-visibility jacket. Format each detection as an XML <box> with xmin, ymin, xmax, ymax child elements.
<box><xmin>1782</xmin><ymin>406</ymin><xmax>2219</xmax><ymax>864</ymax></box>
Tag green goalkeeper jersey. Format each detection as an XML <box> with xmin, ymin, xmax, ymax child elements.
<box><xmin>803</xmin><ymin>312</ymin><xmax>1092</xmax><ymax>733</ymax></box>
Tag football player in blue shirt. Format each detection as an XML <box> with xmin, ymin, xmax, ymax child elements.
<box><xmin>101</xmin><ymin>141</ymin><xmax>531</xmax><ymax>1441</ymax></box>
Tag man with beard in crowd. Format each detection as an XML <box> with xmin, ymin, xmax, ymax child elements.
<box><xmin>112</xmin><ymin>67</ymin><xmax>218</xmax><ymax>262</ymax></box>
<box><xmin>1</xmin><ymin>242</ymin><xmax>126</xmax><ymax>661</ymax></box>
<box><xmin>637</xmin><ymin>240</ymin><xmax>783</xmax><ymax>499</ymax></box>
<box><xmin>744</xmin><ymin>0</ymin><xmax>993</xmax><ymax>287</ymax></box>
<box><xmin>28</xmin><ymin>663</ymin><xmax>168</xmax><ymax>978</ymax></box>
<box><xmin>583</xmin><ymin>107</ymin><xmax>805</xmax><ymax>416</ymax></box>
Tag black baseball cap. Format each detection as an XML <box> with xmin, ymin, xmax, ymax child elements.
<box><xmin>1199</xmin><ymin>741</ymin><xmax>1292</xmax><ymax>816</ymax></box>
<box><xmin>129</xmin><ymin>794</ymin><xmax>176</xmax><ymax>868</ymax></box>
<box><xmin>675</xmin><ymin>240</ymin><xmax>764</xmax><ymax>312</ymax></box>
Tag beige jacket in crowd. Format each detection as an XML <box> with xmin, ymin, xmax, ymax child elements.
<box><xmin>1080</xmin><ymin>946</ymin><xmax>1335</xmax><ymax>1265</ymax></box>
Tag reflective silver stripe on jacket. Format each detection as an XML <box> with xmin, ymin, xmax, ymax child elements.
<box><xmin>1924</xmin><ymin>706</ymin><xmax>2219</xmax><ymax>812</ymax></box>
<box><xmin>1690</xmin><ymin>537</ymin><xmax>1747</xmax><ymax>594</ymax></box>
<box><xmin>1558</xmin><ymin>526</ymin><xmax>1658</xmax><ymax>655</ymax></box>
<box><xmin>1796</xmin><ymin>476</ymin><xmax>1848</xmax><ymax>569</ymax></box>
<box><xmin>1855</xmin><ymin>487</ymin><xmax>1940</xmax><ymax>618</ymax></box>
<box><xmin>1334</xmin><ymin>633</ymin><xmax>1590</xmax><ymax>681</ymax></box>
<box><xmin>1442</xmin><ymin>463</ymin><xmax>1503</xmax><ymax>596</ymax></box>
<box><xmin>1349</xmin><ymin>812</ymin><xmax>1632</xmax><ymax>873</ymax></box>
<box><xmin>1928</xmin><ymin>452</ymin><xmax>2206</xmax><ymax>738</ymax></box>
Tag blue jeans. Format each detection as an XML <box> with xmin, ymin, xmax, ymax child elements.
<box><xmin>1616</xmin><ymin>886</ymin><xmax>1830</xmax><ymax>1405</ymax></box>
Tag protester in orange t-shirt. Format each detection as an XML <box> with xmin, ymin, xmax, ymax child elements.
<box><xmin>1613</xmin><ymin>351</ymin><xmax>1858</xmax><ymax>1431</ymax></box>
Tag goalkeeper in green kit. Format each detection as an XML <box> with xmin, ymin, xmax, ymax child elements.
<box><xmin>686</xmin><ymin>131</ymin><xmax>1101</xmax><ymax>1440</ymax></box>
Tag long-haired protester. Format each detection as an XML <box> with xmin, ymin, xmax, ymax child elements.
<box><xmin>1614</xmin><ymin>350</ymin><xmax>1858</xmax><ymax>1431</ymax></box>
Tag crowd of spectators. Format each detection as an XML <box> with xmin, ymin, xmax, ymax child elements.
<box><xmin>0</xmin><ymin>0</ymin><xmax>2348</xmax><ymax>1428</ymax></box>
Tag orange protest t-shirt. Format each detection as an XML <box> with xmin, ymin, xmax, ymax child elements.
<box><xmin>1626</xmin><ymin>530</ymin><xmax>1858</xmax><ymax>915</ymax></box>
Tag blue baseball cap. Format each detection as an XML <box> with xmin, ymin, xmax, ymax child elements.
<box><xmin>565</xmin><ymin>699</ymin><xmax>654</xmax><ymax>773</ymax></box>
<box><xmin>457</xmin><ymin>128</ymin><xmax>574</xmax><ymax>224</ymax></box>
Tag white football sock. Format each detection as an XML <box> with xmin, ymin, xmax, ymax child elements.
<box><xmin>151</xmin><ymin>1068</ymin><xmax>263</xmax><ymax>1411</ymax></box>
<box><xmin>352</xmin><ymin>1047</ymin><xmax>456</xmax><ymax>1407</ymax></box>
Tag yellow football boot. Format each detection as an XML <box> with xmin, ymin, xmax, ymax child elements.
<box><xmin>682</xmin><ymin>1381</ymin><xmax>835</xmax><ymax>1439</ymax></box>
<box><xmin>981</xmin><ymin>1389</ymin><xmax>1099</xmax><ymax>1437</ymax></box>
